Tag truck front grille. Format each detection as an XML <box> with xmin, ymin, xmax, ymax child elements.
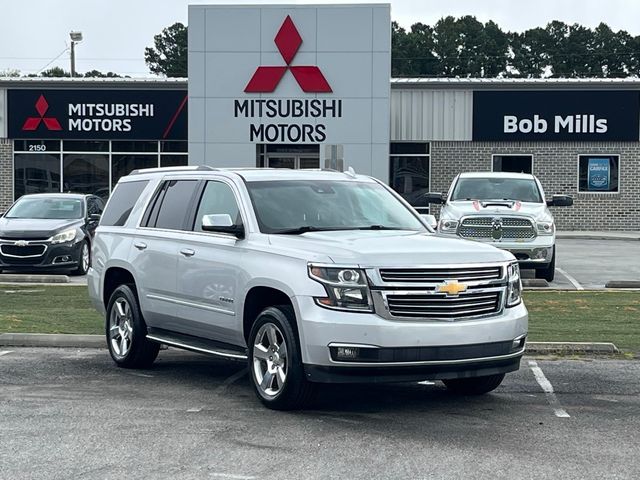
<box><xmin>385</xmin><ymin>290</ymin><xmax>502</xmax><ymax>319</ymax></box>
<box><xmin>379</xmin><ymin>266</ymin><xmax>503</xmax><ymax>283</ymax></box>
<box><xmin>458</xmin><ymin>216</ymin><xmax>536</xmax><ymax>240</ymax></box>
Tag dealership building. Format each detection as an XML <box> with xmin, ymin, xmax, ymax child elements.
<box><xmin>0</xmin><ymin>3</ymin><xmax>639</xmax><ymax>231</ymax></box>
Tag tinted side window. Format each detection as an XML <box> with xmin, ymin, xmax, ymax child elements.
<box><xmin>193</xmin><ymin>181</ymin><xmax>242</xmax><ymax>232</ymax></box>
<box><xmin>100</xmin><ymin>180</ymin><xmax>148</xmax><ymax>227</ymax></box>
<box><xmin>153</xmin><ymin>180</ymin><xmax>199</xmax><ymax>230</ymax></box>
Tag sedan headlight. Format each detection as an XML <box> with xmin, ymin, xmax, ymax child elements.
<box><xmin>308</xmin><ymin>265</ymin><xmax>373</xmax><ymax>312</ymax></box>
<box><xmin>506</xmin><ymin>262</ymin><xmax>522</xmax><ymax>307</ymax></box>
<box><xmin>438</xmin><ymin>219</ymin><xmax>459</xmax><ymax>234</ymax></box>
<box><xmin>49</xmin><ymin>228</ymin><xmax>77</xmax><ymax>244</ymax></box>
<box><xmin>536</xmin><ymin>221</ymin><xmax>554</xmax><ymax>235</ymax></box>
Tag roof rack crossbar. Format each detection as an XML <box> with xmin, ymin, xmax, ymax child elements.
<box><xmin>129</xmin><ymin>165</ymin><xmax>217</xmax><ymax>175</ymax></box>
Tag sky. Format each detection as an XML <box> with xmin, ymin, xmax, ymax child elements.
<box><xmin>1</xmin><ymin>0</ymin><xmax>639</xmax><ymax>77</ymax></box>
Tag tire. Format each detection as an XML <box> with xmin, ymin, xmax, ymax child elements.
<box><xmin>106</xmin><ymin>284</ymin><xmax>159</xmax><ymax>369</ymax></box>
<box><xmin>535</xmin><ymin>246</ymin><xmax>556</xmax><ymax>282</ymax></box>
<box><xmin>248</xmin><ymin>305</ymin><xmax>315</xmax><ymax>410</ymax></box>
<box><xmin>71</xmin><ymin>240</ymin><xmax>90</xmax><ymax>276</ymax></box>
<box><xmin>443</xmin><ymin>373</ymin><xmax>505</xmax><ymax>395</ymax></box>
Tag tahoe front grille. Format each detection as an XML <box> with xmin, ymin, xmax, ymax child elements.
<box><xmin>379</xmin><ymin>266</ymin><xmax>503</xmax><ymax>283</ymax></box>
<box><xmin>458</xmin><ymin>216</ymin><xmax>536</xmax><ymax>240</ymax></box>
<box><xmin>0</xmin><ymin>244</ymin><xmax>47</xmax><ymax>258</ymax></box>
<box><xmin>385</xmin><ymin>290</ymin><xmax>502</xmax><ymax>319</ymax></box>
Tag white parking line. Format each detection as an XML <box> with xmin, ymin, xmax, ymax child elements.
<box><xmin>529</xmin><ymin>360</ymin><xmax>570</xmax><ymax>418</ymax></box>
<box><xmin>555</xmin><ymin>267</ymin><xmax>584</xmax><ymax>290</ymax></box>
<box><xmin>0</xmin><ymin>351</ymin><xmax>12</xmax><ymax>357</ymax></box>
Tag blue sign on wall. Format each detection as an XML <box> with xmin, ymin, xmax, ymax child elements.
<box><xmin>587</xmin><ymin>157</ymin><xmax>611</xmax><ymax>191</ymax></box>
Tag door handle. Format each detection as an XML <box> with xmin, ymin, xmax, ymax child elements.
<box><xmin>133</xmin><ymin>242</ymin><xmax>147</xmax><ymax>251</ymax></box>
<box><xmin>180</xmin><ymin>248</ymin><xmax>195</xmax><ymax>257</ymax></box>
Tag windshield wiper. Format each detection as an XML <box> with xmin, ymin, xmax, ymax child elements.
<box><xmin>271</xmin><ymin>226</ymin><xmax>355</xmax><ymax>235</ymax></box>
<box><xmin>356</xmin><ymin>225</ymin><xmax>404</xmax><ymax>230</ymax></box>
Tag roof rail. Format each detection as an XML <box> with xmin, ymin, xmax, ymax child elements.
<box><xmin>128</xmin><ymin>165</ymin><xmax>217</xmax><ymax>175</ymax></box>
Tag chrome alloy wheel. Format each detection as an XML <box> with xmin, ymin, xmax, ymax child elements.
<box><xmin>253</xmin><ymin>323</ymin><xmax>288</xmax><ymax>397</ymax></box>
<box><xmin>109</xmin><ymin>297</ymin><xmax>133</xmax><ymax>358</ymax></box>
<box><xmin>81</xmin><ymin>243</ymin><xmax>90</xmax><ymax>272</ymax></box>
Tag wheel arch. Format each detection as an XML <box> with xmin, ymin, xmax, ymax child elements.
<box><xmin>103</xmin><ymin>266</ymin><xmax>138</xmax><ymax>308</ymax></box>
<box><xmin>242</xmin><ymin>285</ymin><xmax>296</xmax><ymax>344</ymax></box>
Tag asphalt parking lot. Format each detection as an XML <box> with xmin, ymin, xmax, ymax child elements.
<box><xmin>1</xmin><ymin>348</ymin><xmax>638</xmax><ymax>480</ymax></box>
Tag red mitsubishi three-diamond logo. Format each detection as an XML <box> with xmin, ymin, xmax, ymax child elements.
<box><xmin>22</xmin><ymin>95</ymin><xmax>62</xmax><ymax>131</ymax></box>
<box><xmin>245</xmin><ymin>16</ymin><xmax>332</xmax><ymax>93</ymax></box>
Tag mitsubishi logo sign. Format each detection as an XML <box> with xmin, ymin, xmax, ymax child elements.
<box><xmin>244</xmin><ymin>16</ymin><xmax>332</xmax><ymax>93</ymax></box>
<box><xmin>22</xmin><ymin>95</ymin><xmax>62</xmax><ymax>131</ymax></box>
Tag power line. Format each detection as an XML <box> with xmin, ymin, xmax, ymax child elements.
<box><xmin>35</xmin><ymin>47</ymin><xmax>70</xmax><ymax>74</ymax></box>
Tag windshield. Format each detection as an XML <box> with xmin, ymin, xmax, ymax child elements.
<box><xmin>246</xmin><ymin>180</ymin><xmax>426</xmax><ymax>234</ymax></box>
<box><xmin>451</xmin><ymin>177</ymin><xmax>543</xmax><ymax>203</ymax></box>
<box><xmin>6</xmin><ymin>197</ymin><xmax>84</xmax><ymax>220</ymax></box>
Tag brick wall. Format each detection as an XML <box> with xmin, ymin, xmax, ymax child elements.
<box><xmin>0</xmin><ymin>139</ymin><xmax>11</xmax><ymax>211</ymax></box>
<box><xmin>430</xmin><ymin>141</ymin><xmax>640</xmax><ymax>231</ymax></box>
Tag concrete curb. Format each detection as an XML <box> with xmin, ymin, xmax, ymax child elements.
<box><xmin>0</xmin><ymin>274</ymin><xmax>69</xmax><ymax>284</ymax></box>
<box><xmin>522</xmin><ymin>279</ymin><xmax>549</xmax><ymax>288</ymax></box>
<box><xmin>605</xmin><ymin>281</ymin><xmax>640</xmax><ymax>289</ymax></box>
<box><xmin>557</xmin><ymin>232</ymin><xmax>640</xmax><ymax>241</ymax></box>
<box><xmin>526</xmin><ymin>341</ymin><xmax>619</xmax><ymax>355</ymax></box>
<box><xmin>0</xmin><ymin>333</ymin><xmax>104</xmax><ymax>348</ymax></box>
<box><xmin>0</xmin><ymin>334</ymin><xmax>620</xmax><ymax>356</ymax></box>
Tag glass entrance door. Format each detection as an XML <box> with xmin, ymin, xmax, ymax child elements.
<box><xmin>258</xmin><ymin>144</ymin><xmax>320</xmax><ymax>170</ymax></box>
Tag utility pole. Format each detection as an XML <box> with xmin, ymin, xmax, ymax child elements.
<box><xmin>69</xmin><ymin>31</ymin><xmax>83</xmax><ymax>77</ymax></box>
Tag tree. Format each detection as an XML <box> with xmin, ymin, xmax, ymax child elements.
<box><xmin>83</xmin><ymin>70</ymin><xmax>122</xmax><ymax>78</ymax></box>
<box><xmin>0</xmin><ymin>68</ymin><xmax>21</xmax><ymax>77</ymax></box>
<box><xmin>144</xmin><ymin>22</ymin><xmax>188</xmax><ymax>77</ymax></box>
<box><xmin>40</xmin><ymin>67</ymin><xmax>71</xmax><ymax>77</ymax></box>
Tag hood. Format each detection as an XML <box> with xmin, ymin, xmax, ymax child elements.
<box><xmin>0</xmin><ymin>218</ymin><xmax>82</xmax><ymax>240</ymax></box>
<box><xmin>443</xmin><ymin>200</ymin><xmax>549</xmax><ymax>220</ymax></box>
<box><xmin>268</xmin><ymin>230</ymin><xmax>514</xmax><ymax>267</ymax></box>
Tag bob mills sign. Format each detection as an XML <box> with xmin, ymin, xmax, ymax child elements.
<box><xmin>188</xmin><ymin>4</ymin><xmax>391</xmax><ymax>179</ymax></box>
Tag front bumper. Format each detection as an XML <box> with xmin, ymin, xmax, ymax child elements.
<box><xmin>444</xmin><ymin>233</ymin><xmax>554</xmax><ymax>265</ymax></box>
<box><xmin>293</xmin><ymin>295</ymin><xmax>528</xmax><ymax>382</ymax></box>
<box><xmin>0</xmin><ymin>240</ymin><xmax>83</xmax><ymax>271</ymax></box>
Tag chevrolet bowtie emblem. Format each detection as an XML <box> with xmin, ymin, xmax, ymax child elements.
<box><xmin>436</xmin><ymin>280</ymin><xmax>468</xmax><ymax>296</ymax></box>
<box><xmin>15</xmin><ymin>240</ymin><xmax>28</xmax><ymax>247</ymax></box>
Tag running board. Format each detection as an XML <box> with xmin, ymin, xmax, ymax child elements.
<box><xmin>146</xmin><ymin>328</ymin><xmax>247</xmax><ymax>360</ymax></box>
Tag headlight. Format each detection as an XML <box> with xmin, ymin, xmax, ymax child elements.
<box><xmin>506</xmin><ymin>262</ymin><xmax>522</xmax><ymax>307</ymax></box>
<box><xmin>308</xmin><ymin>265</ymin><xmax>373</xmax><ymax>312</ymax></box>
<box><xmin>536</xmin><ymin>221</ymin><xmax>554</xmax><ymax>235</ymax></box>
<box><xmin>438</xmin><ymin>219</ymin><xmax>459</xmax><ymax>234</ymax></box>
<box><xmin>49</xmin><ymin>228</ymin><xmax>77</xmax><ymax>244</ymax></box>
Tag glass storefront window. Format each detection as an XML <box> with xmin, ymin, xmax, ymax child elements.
<box><xmin>112</xmin><ymin>141</ymin><xmax>158</xmax><ymax>152</ymax></box>
<box><xmin>14</xmin><ymin>153</ymin><xmax>61</xmax><ymax>198</ymax></box>
<box><xmin>160</xmin><ymin>141</ymin><xmax>188</xmax><ymax>153</ymax></box>
<box><xmin>390</xmin><ymin>156</ymin><xmax>430</xmax><ymax>212</ymax></box>
<box><xmin>578</xmin><ymin>155</ymin><xmax>620</xmax><ymax>193</ymax></box>
<box><xmin>112</xmin><ymin>154</ymin><xmax>158</xmax><ymax>186</ymax></box>
<box><xmin>14</xmin><ymin>140</ymin><xmax>61</xmax><ymax>153</ymax></box>
<box><xmin>160</xmin><ymin>155</ymin><xmax>189</xmax><ymax>167</ymax></box>
<box><xmin>63</xmin><ymin>154</ymin><xmax>110</xmax><ymax>197</ymax></box>
<box><xmin>63</xmin><ymin>140</ymin><xmax>109</xmax><ymax>152</ymax></box>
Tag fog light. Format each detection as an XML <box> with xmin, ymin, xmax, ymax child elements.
<box><xmin>336</xmin><ymin>347</ymin><xmax>359</xmax><ymax>360</ymax></box>
<box><xmin>512</xmin><ymin>335</ymin><xmax>526</xmax><ymax>350</ymax></box>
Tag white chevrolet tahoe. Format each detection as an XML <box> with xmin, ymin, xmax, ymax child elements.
<box><xmin>427</xmin><ymin>172</ymin><xmax>573</xmax><ymax>282</ymax></box>
<box><xmin>88</xmin><ymin>167</ymin><xmax>527</xmax><ymax>410</ymax></box>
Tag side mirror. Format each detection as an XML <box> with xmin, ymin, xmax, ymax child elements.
<box><xmin>425</xmin><ymin>193</ymin><xmax>445</xmax><ymax>205</ymax></box>
<box><xmin>89</xmin><ymin>213</ymin><xmax>101</xmax><ymax>222</ymax></box>
<box><xmin>420</xmin><ymin>214</ymin><xmax>438</xmax><ymax>230</ymax></box>
<box><xmin>547</xmin><ymin>195</ymin><xmax>573</xmax><ymax>207</ymax></box>
<box><xmin>201</xmin><ymin>214</ymin><xmax>245</xmax><ymax>239</ymax></box>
